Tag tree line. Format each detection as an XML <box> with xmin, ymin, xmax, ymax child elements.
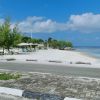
<box><xmin>21</xmin><ymin>37</ymin><xmax>73</xmax><ymax>49</ymax></box>
<box><xmin>47</xmin><ymin>37</ymin><xmax>73</xmax><ymax>49</ymax></box>
<box><xmin>0</xmin><ymin>18</ymin><xmax>73</xmax><ymax>53</ymax></box>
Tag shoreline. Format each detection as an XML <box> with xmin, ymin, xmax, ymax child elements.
<box><xmin>75</xmin><ymin>47</ymin><xmax>100</xmax><ymax>60</ymax></box>
<box><xmin>75</xmin><ymin>50</ymin><xmax>100</xmax><ymax>63</ymax></box>
<box><xmin>0</xmin><ymin>49</ymin><xmax>100</xmax><ymax>68</ymax></box>
<box><xmin>73</xmin><ymin>47</ymin><xmax>99</xmax><ymax>59</ymax></box>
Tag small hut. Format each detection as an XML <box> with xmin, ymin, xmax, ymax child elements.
<box><xmin>17</xmin><ymin>43</ymin><xmax>38</xmax><ymax>52</ymax></box>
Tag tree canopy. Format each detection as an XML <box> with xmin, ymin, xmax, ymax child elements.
<box><xmin>47</xmin><ymin>37</ymin><xmax>73</xmax><ymax>49</ymax></box>
<box><xmin>0</xmin><ymin>18</ymin><xmax>22</xmax><ymax>53</ymax></box>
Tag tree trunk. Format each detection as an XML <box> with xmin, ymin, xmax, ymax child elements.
<box><xmin>3</xmin><ymin>47</ymin><xmax>4</xmax><ymax>55</ymax></box>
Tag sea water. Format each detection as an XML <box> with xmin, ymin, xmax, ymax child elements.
<box><xmin>75</xmin><ymin>46</ymin><xmax>100</xmax><ymax>59</ymax></box>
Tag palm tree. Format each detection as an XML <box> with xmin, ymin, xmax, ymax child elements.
<box><xmin>48</xmin><ymin>37</ymin><xmax>52</xmax><ymax>47</ymax></box>
<box><xmin>12</xmin><ymin>24</ymin><xmax>22</xmax><ymax>47</ymax></box>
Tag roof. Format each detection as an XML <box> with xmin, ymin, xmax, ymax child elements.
<box><xmin>17</xmin><ymin>43</ymin><xmax>38</xmax><ymax>46</ymax></box>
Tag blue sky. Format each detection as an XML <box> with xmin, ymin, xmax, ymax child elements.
<box><xmin>0</xmin><ymin>0</ymin><xmax>100</xmax><ymax>46</ymax></box>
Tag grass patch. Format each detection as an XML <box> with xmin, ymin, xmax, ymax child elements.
<box><xmin>0</xmin><ymin>73</ymin><xmax>21</xmax><ymax>80</ymax></box>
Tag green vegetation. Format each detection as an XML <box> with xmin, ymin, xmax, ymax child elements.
<box><xmin>21</xmin><ymin>36</ymin><xmax>44</xmax><ymax>44</ymax></box>
<box><xmin>0</xmin><ymin>17</ymin><xmax>22</xmax><ymax>53</ymax></box>
<box><xmin>0</xmin><ymin>17</ymin><xmax>73</xmax><ymax>53</ymax></box>
<box><xmin>0</xmin><ymin>73</ymin><xmax>21</xmax><ymax>80</ymax></box>
<box><xmin>47</xmin><ymin>37</ymin><xmax>73</xmax><ymax>49</ymax></box>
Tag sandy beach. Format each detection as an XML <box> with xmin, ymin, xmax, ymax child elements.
<box><xmin>0</xmin><ymin>49</ymin><xmax>99</xmax><ymax>68</ymax></box>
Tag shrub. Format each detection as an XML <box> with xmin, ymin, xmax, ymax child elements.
<box><xmin>0</xmin><ymin>73</ymin><xmax>21</xmax><ymax>80</ymax></box>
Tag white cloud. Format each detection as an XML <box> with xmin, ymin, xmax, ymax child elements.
<box><xmin>1</xmin><ymin>13</ymin><xmax>100</xmax><ymax>33</ymax></box>
<box><xmin>67</xmin><ymin>13</ymin><xmax>100</xmax><ymax>33</ymax></box>
<box><xmin>18</xmin><ymin>16</ymin><xmax>67</xmax><ymax>33</ymax></box>
<box><xmin>0</xmin><ymin>18</ymin><xmax>4</xmax><ymax>24</ymax></box>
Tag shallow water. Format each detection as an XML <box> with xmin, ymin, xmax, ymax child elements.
<box><xmin>75</xmin><ymin>46</ymin><xmax>100</xmax><ymax>59</ymax></box>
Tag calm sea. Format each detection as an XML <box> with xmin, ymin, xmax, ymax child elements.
<box><xmin>75</xmin><ymin>46</ymin><xmax>100</xmax><ymax>59</ymax></box>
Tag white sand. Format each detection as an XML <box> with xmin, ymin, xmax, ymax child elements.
<box><xmin>0</xmin><ymin>49</ymin><xmax>100</xmax><ymax>68</ymax></box>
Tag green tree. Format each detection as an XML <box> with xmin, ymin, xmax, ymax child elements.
<box><xmin>1</xmin><ymin>17</ymin><xmax>11</xmax><ymax>52</ymax></box>
<box><xmin>48</xmin><ymin>37</ymin><xmax>52</xmax><ymax>47</ymax></box>
<box><xmin>0</xmin><ymin>25</ymin><xmax>5</xmax><ymax>50</ymax></box>
<box><xmin>0</xmin><ymin>18</ymin><xmax>22</xmax><ymax>53</ymax></box>
<box><xmin>38</xmin><ymin>39</ymin><xmax>44</xmax><ymax>44</ymax></box>
<box><xmin>50</xmin><ymin>39</ymin><xmax>59</xmax><ymax>49</ymax></box>
<box><xmin>21</xmin><ymin>36</ymin><xmax>31</xmax><ymax>43</ymax></box>
<box><xmin>12</xmin><ymin>24</ymin><xmax>22</xmax><ymax>47</ymax></box>
<box><xmin>65</xmin><ymin>41</ymin><xmax>73</xmax><ymax>47</ymax></box>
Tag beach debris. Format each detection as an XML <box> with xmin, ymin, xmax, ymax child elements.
<box><xmin>26</xmin><ymin>59</ymin><xmax>38</xmax><ymax>61</ymax></box>
<box><xmin>6</xmin><ymin>58</ymin><xmax>16</xmax><ymax>61</ymax></box>
<box><xmin>48</xmin><ymin>60</ymin><xmax>62</xmax><ymax>63</ymax></box>
<box><xmin>75</xmin><ymin>61</ymin><xmax>91</xmax><ymax>65</ymax></box>
<box><xmin>70</xmin><ymin>62</ymin><xmax>73</xmax><ymax>64</ymax></box>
